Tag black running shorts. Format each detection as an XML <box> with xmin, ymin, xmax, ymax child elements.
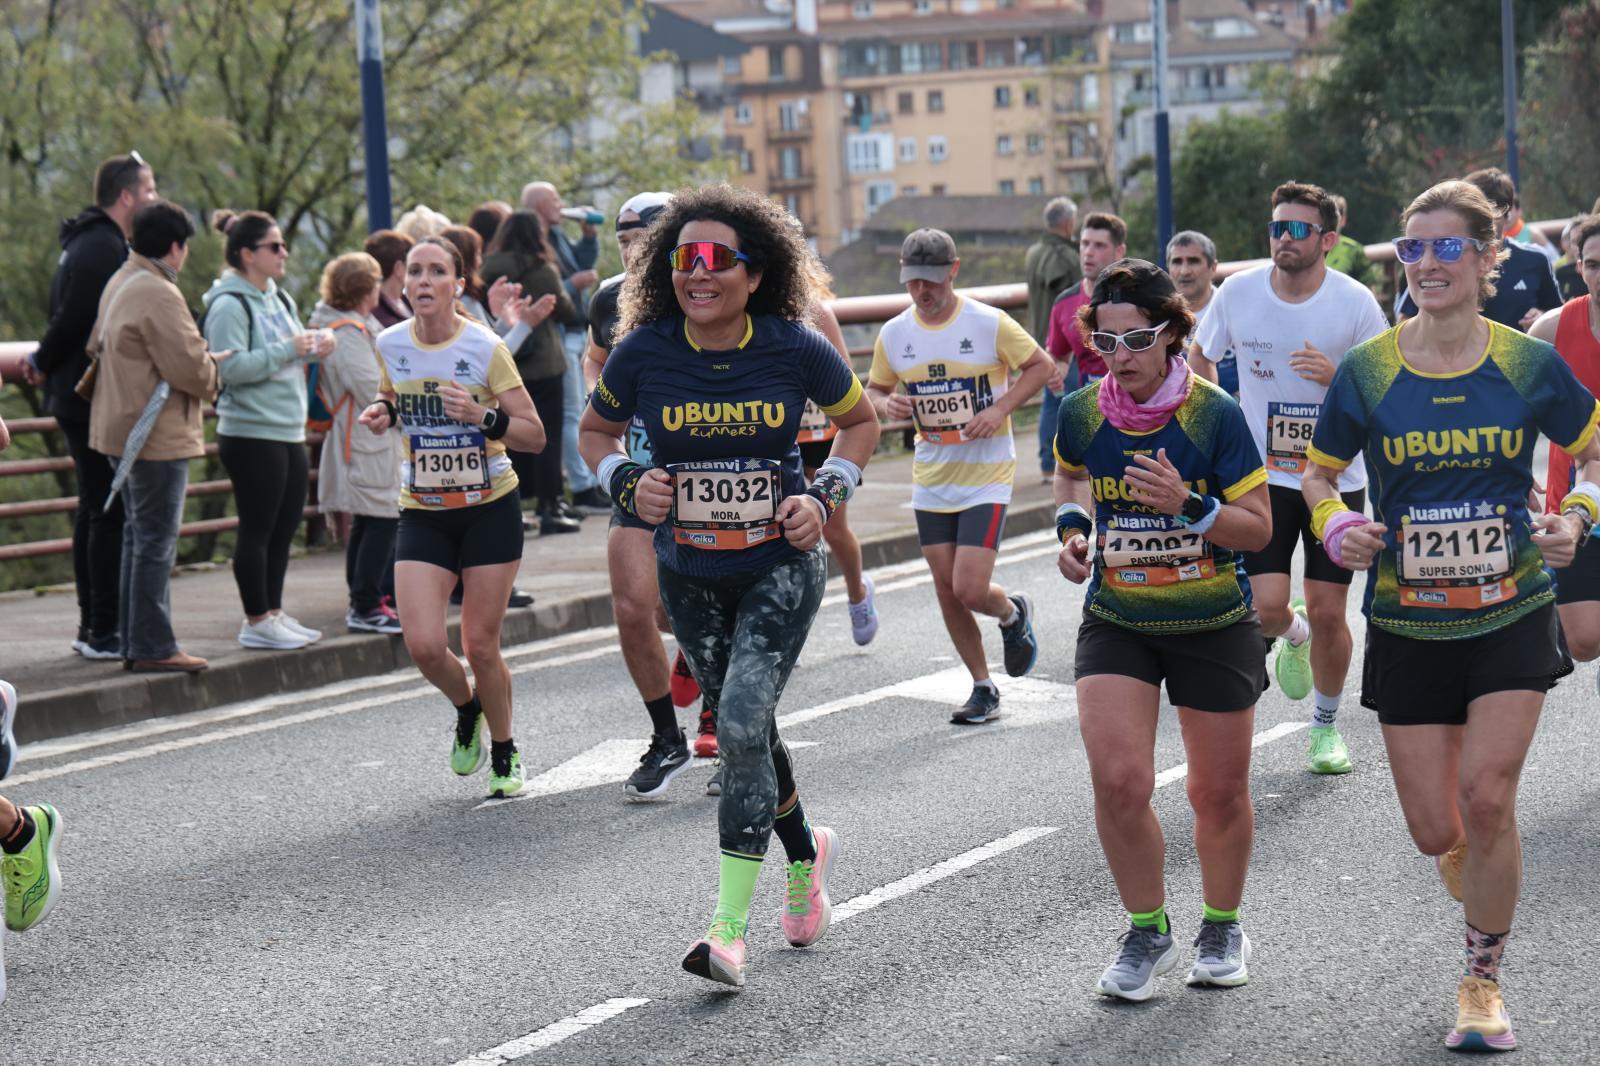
<box><xmin>1554</xmin><ymin>537</ymin><xmax>1600</xmax><ymax>605</ymax></box>
<box><xmin>915</xmin><ymin>504</ymin><xmax>1008</xmax><ymax>550</ymax></box>
<box><xmin>1073</xmin><ymin>612</ymin><xmax>1268</xmax><ymax>713</ymax></box>
<box><xmin>609</xmin><ymin>502</ymin><xmax>655</xmax><ymax>533</ymax></box>
<box><xmin>396</xmin><ymin>491</ymin><xmax>524</xmax><ymax>572</ymax></box>
<box><xmin>1243</xmin><ymin>484</ymin><xmax>1366</xmax><ymax>585</ymax></box>
<box><xmin>1359</xmin><ymin>602</ymin><xmax>1572</xmax><ymax>726</ymax></box>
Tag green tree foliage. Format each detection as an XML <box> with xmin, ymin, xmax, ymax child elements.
<box><xmin>1521</xmin><ymin>0</ymin><xmax>1600</xmax><ymax>218</ymax></box>
<box><xmin>1125</xmin><ymin>0</ymin><xmax>1577</xmax><ymax>260</ymax></box>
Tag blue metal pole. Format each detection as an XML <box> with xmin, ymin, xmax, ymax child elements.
<box><xmin>1501</xmin><ymin>0</ymin><xmax>1519</xmax><ymax>187</ymax></box>
<box><xmin>356</xmin><ymin>0</ymin><xmax>393</xmax><ymax>232</ymax></box>
<box><xmin>1153</xmin><ymin>0</ymin><xmax>1174</xmax><ymax>258</ymax></box>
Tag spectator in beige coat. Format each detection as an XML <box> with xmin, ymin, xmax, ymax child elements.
<box><xmin>307</xmin><ymin>253</ymin><xmax>405</xmax><ymax>634</ymax></box>
<box><xmin>87</xmin><ymin>201</ymin><xmax>224</xmax><ymax>673</ymax></box>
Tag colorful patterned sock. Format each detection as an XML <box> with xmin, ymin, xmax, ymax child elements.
<box><xmin>1465</xmin><ymin>923</ymin><xmax>1509</xmax><ymax>982</ymax></box>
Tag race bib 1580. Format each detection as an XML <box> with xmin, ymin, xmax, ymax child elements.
<box><xmin>1265</xmin><ymin>401</ymin><xmax>1318</xmax><ymax>475</ymax></box>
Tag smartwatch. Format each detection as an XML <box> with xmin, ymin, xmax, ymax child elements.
<box><xmin>1178</xmin><ymin>491</ymin><xmax>1208</xmax><ymax>526</ymax></box>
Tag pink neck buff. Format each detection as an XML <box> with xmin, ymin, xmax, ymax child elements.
<box><xmin>1097</xmin><ymin>356</ymin><xmax>1192</xmax><ymax>433</ymax></box>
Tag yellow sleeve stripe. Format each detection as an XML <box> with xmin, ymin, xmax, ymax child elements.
<box><xmin>820</xmin><ymin>375</ymin><xmax>864</xmax><ymax>418</ymax></box>
<box><xmin>1305</xmin><ymin>444</ymin><xmax>1353</xmax><ymax>471</ymax></box>
<box><xmin>1221</xmin><ymin>466</ymin><xmax>1267</xmax><ymax>502</ymax></box>
<box><xmin>1051</xmin><ymin>441</ymin><xmax>1084</xmax><ymax>472</ymax></box>
<box><xmin>1559</xmin><ymin>399</ymin><xmax>1600</xmax><ymax>456</ymax></box>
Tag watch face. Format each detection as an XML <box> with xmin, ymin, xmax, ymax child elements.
<box><xmin>1182</xmin><ymin>495</ymin><xmax>1205</xmax><ymax>521</ymax></box>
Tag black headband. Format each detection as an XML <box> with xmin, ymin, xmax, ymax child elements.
<box><xmin>1089</xmin><ymin>258</ymin><xmax>1177</xmax><ymax>308</ymax></box>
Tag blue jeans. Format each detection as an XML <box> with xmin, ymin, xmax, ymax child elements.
<box><xmin>116</xmin><ymin>458</ymin><xmax>190</xmax><ymax>661</ymax></box>
<box><xmin>561</xmin><ymin>329</ymin><xmax>597</xmax><ymax>493</ymax></box>
<box><xmin>1037</xmin><ymin>385</ymin><xmax>1064</xmax><ymax>474</ymax></box>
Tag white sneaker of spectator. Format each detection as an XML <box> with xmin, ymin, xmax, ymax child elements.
<box><xmin>238</xmin><ymin>616</ymin><xmax>311</xmax><ymax>650</ymax></box>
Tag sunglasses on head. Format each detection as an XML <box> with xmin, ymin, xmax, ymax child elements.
<box><xmin>669</xmin><ymin>241</ymin><xmax>751</xmax><ymax>273</ymax></box>
<box><xmin>1268</xmin><ymin>219</ymin><xmax>1326</xmax><ymax>241</ymax></box>
<box><xmin>1090</xmin><ymin>320</ymin><xmax>1170</xmax><ymax>356</ymax></box>
<box><xmin>252</xmin><ymin>241</ymin><xmax>289</xmax><ymax>254</ymax></box>
<box><xmin>1392</xmin><ymin>236</ymin><xmax>1485</xmax><ymax>264</ymax></box>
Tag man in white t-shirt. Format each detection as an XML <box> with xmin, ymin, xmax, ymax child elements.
<box><xmin>1190</xmin><ymin>181</ymin><xmax>1390</xmax><ymax>776</ymax></box>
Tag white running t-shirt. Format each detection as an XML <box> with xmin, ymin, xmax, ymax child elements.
<box><xmin>1194</xmin><ymin>263</ymin><xmax>1388</xmax><ymax>492</ymax></box>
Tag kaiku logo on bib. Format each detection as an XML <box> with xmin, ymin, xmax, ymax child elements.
<box><xmin>1116</xmin><ymin>570</ymin><xmax>1149</xmax><ymax>585</ymax></box>
<box><xmin>685</xmin><ymin>532</ymin><xmax>716</xmax><ymax>546</ymax></box>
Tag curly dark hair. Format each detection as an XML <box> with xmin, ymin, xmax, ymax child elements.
<box><xmin>1075</xmin><ymin>259</ymin><xmax>1195</xmax><ymax>359</ymax></box>
<box><xmin>615</xmin><ymin>183</ymin><xmax>823</xmax><ymax>341</ymax></box>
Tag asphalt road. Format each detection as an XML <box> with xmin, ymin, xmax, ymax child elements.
<box><xmin>4</xmin><ymin>527</ymin><xmax>1598</xmax><ymax>1065</ymax></box>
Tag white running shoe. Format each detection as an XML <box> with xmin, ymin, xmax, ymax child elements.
<box><xmin>274</xmin><ymin>612</ymin><xmax>322</xmax><ymax>643</ymax></box>
<box><xmin>0</xmin><ymin>679</ymin><xmax>15</xmax><ymax>782</ymax></box>
<box><xmin>238</xmin><ymin>616</ymin><xmax>310</xmax><ymax>650</ymax></box>
<box><xmin>848</xmin><ymin>576</ymin><xmax>879</xmax><ymax>646</ymax></box>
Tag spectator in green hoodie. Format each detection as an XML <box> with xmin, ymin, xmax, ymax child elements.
<box><xmin>201</xmin><ymin>209</ymin><xmax>335</xmax><ymax>653</ymax></box>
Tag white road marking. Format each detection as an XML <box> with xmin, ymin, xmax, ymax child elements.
<box><xmin>1153</xmin><ymin>721</ymin><xmax>1310</xmax><ymax>789</ymax></box>
<box><xmin>832</xmin><ymin>826</ymin><xmax>1061</xmax><ymax>924</ymax></box>
<box><xmin>818</xmin><ymin>529</ymin><xmax>1057</xmax><ymax>607</ymax></box>
<box><xmin>449</xmin><ymin>997</ymin><xmax>651</xmax><ymax>1066</ymax></box>
<box><xmin>19</xmin><ymin>625</ymin><xmax>624</xmax><ymax>762</ymax></box>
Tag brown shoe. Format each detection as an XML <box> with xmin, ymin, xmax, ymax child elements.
<box><xmin>130</xmin><ymin>652</ymin><xmax>208</xmax><ymax>674</ymax></box>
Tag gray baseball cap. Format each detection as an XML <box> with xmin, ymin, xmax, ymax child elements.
<box><xmin>899</xmin><ymin>228</ymin><xmax>958</xmax><ymax>284</ymax></box>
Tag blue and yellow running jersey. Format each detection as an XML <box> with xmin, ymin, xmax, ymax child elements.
<box><xmin>1053</xmin><ymin>377</ymin><xmax>1268</xmax><ymax>633</ymax></box>
<box><xmin>1309</xmin><ymin>320</ymin><xmax>1600</xmax><ymax>640</ymax></box>
<box><xmin>592</xmin><ymin>313</ymin><xmax>862</xmax><ymax>578</ymax></box>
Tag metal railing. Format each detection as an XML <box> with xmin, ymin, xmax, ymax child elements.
<box><xmin>0</xmin><ymin>220</ymin><xmax>1567</xmax><ymax>563</ymax></box>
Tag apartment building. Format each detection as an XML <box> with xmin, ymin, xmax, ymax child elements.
<box><xmin>662</xmin><ymin>0</ymin><xmax>1116</xmax><ymax>254</ymax></box>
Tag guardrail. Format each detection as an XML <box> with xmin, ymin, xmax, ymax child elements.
<box><xmin>0</xmin><ymin>220</ymin><xmax>1566</xmax><ymax>565</ymax></box>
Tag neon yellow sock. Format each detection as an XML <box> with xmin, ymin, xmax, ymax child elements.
<box><xmin>714</xmin><ymin>851</ymin><xmax>764</xmax><ymax>930</ymax></box>
<box><xmin>1203</xmin><ymin>903</ymin><xmax>1240</xmax><ymax>924</ymax></box>
<box><xmin>1129</xmin><ymin>905</ymin><xmax>1169</xmax><ymax>935</ymax></box>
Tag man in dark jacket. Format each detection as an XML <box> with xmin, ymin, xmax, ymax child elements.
<box><xmin>26</xmin><ymin>152</ymin><xmax>158</xmax><ymax>659</ymax></box>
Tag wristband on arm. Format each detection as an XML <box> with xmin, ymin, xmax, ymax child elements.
<box><xmin>1321</xmin><ymin>509</ymin><xmax>1369</xmax><ymax>568</ymax></box>
<box><xmin>480</xmin><ymin>406</ymin><xmax>510</xmax><ymax>441</ymax></box>
<box><xmin>1055</xmin><ymin>502</ymin><xmax>1092</xmax><ymax>546</ymax></box>
<box><xmin>1185</xmin><ymin>495</ymin><xmax>1222</xmax><ymax>536</ymax></box>
<box><xmin>1560</xmin><ymin>480</ymin><xmax>1600</xmax><ymax>527</ymax></box>
<box><xmin>803</xmin><ymin>456</ymin><xmax>862</xmax><ymax>523</ymax></box>
<box><xmin>597</xmin><ymin>451</ymin><xmax>649</xmax><ymax>518</ymax></box>
<box><xmin>1309</xmin><ymin>496</ymin><xmax>1350</xmax><ymax>542</ymax></box>
<box><xmin>379</xmin><ymin>399</ymin><xmax>399</xmax><ymax>429</ymax></box>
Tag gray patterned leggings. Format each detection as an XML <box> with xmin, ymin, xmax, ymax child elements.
<box><xmin>657</xmin><ymin>550</ymin><xmax>826</xmax><ymax>857</ymax></box>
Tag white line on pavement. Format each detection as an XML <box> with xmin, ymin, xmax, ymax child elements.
<box><xmin>1152</xmin><ymin>720</ymin><xmax>1310</xmax><ymax>789</ymax></box>
<box><xmin>832</xmin><ymin>825</ymin><xmax>1062</xmax><ymax>924</ymax></box>
<box><xmin>449</xmin><ymin>998</ymin><xmax>652</xmax><ymax>1066</ymax></box>
<box><xmin>818</xmin><ymin>529</ymin><xmax>1057</xmax><ymax>607</ymax></box>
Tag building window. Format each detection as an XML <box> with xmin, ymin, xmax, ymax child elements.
<box><xmin>928</xmin><ymin>135</ymin><xmax>948</xmax><ymax>162</ymax></box>
<box><xmin>997</xmin><ymin>0</ymin><xmax>1017</xmax><ymax>7</ymax></box>
<box><xmin>734</xmin><ymin>102</ymin><xmax>752</xmax><ymax>125</ymax></box>
<box><xmin>915</xmin><ymin>0</ymin><xmax>934</xmax><ymax>13</ymax></box>
<box><xmin>723</xmin><ymin>56</ymin><xmax>742</xmax><ymax>76</ymax></box>
<box><xmin>985</xmin><ymin>39</ymin><xmax>1014</xmax><ymax>68</ymax></box>
<box><xmin>1079</xmin><ymin>73</ymin><xmax>1100</xmax><ymax>109</ymax></box>
<box><xmin>999</xmin><ymin>179</ymin><xmax>1016</xmax><ymax>195</ymax></box>
<box><xmin>779</xmin><ymin>146</ymin><xmax>803</xmax><ymax>179</ymax></box>
<box><xmin>846</xmin><ymin>132</ymin><xmax>896</xmax><ymax>174</ymax></box>
<box><xmin>853</xmin><ymin>0</ymin><xmax>874</xmax><ymax>17</ymax></box>
<box><xmin>779</xmin><ymin>102</ymin><xmax>801</xmax><ymax>131</ymax></box>
<box><xmin>739</xmin><ymin>150</ymin><xmax>754</xmax><ymax>173</ymax></box>
<box><xmin>931</xmin><ymin>183</ymin><xmax>947</xmax><ymax>195</ymax></box>
<box><xmin>898</xmin><ymin>137</ymin><xmax>918</xmax><ymax>162</ymax></box>
<box><xmin>1023</xmin><ymin>84</ymin><xmax>1041</xmax><ymax>107</ymax></box>
<box><xmin>1067</xmin><ymin>170</ymin><xmax>1091</xmax><ymax>194</ymax></box>
<box><xmin>1026</xmin><ymin>132</ymin><xmax>1044</xmax><ymax>155</ymax></box>
<box><xmin>768</xmin><ymin>45</ymin><xmax>786</xmax><ymax>81</ymax></box>
<box><xmin>785</xmin><ymin>194</ymin><xmax>800</xmax><ymax>217</ymax></box>
<box><xmin>994</xmin><ymin>85</ymin><xmax>1012</xmax><ymax>108</ymax></box>
<box><xmin>996</xmin><ymin>134</ymin><xmax>1014</xmax><ymax>156</ymax></box>
<box><xmin>1028</xmin><ymin>176</ymin><xmax>1045</xmax><ymax>195</ymax></box>
<box><xmin>897</xmin><ymin>91</ymin><xmax>914</xmax><ymax>115</ymax></box>
<box><xmin>949</xmin><ymin>41</ymin><xmax>979</xmax><ymax>70</ymax></box>
<box><xmin>1020</xmin><ymin>36</ymin><xmax>1045</xmax><ymax>65</ymax></box>
<box><xmin>901</xmin><ymin>184</ymin><xmax>919</xmax><ymax>195</ymax></box>
<box><xmin>927</xmin><ymin>89</ymin><xmax>945</xmax><ymax>112</ymax></box>
<box><xmin>865</xmin><ymin>180</ymin><xmax>896</xmax><ymax>216</ymax></box>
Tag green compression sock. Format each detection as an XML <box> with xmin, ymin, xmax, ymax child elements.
<box><xmin>714</xmin><ymin>851</ymin><xmax>765</xmax><ymax>930</ymax></box>
<box><xmin>1129</xmin><ymin>905</ymin><xmax>1169</xmax><ymax>935</ymax></box>
<box><xmin>1203</xmin><ymin>903</ymin><xmax>1241</xmax><ymax>924</ymax></box>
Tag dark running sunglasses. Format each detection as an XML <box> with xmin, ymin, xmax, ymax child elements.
<box><xmin>669</xmin><ymin>241</ymin><xmax>751</xmax><ymax>273</ymax></box>
<box><xmin>1267</xmin><ymin>219</ymin><xmax>1326</xmax><ymax>241</ymax></box>
<box><xmin>1391</xmin><ymin>236</ymin><xmax>1486</xmax><ymax>264</ymax></box>
<box><xmin>1089</xmin><ymin>320</ymin><xmax>1170</xmax><ymax>356</ymax></box>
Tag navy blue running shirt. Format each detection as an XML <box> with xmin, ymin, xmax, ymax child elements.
<box><xmin>592</xmin><ymin>313</ymin><xmax>863</xmax><ymax>577</ymax></box>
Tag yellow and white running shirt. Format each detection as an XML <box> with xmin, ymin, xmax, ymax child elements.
<box><xmin>870</xmin><ymin>296</ymin><xmax>1037</xmax><ymax>512</ymax></box>
<box><xmin>375</xmin><ymin>317</ymin><xmax>523</xmax><ymax>511</ymax></box>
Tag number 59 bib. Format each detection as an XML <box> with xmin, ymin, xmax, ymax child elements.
<box><xmin>668</xmin><ymin>458</ymin><xmax>782</xmax><ymax>550</ymax></box>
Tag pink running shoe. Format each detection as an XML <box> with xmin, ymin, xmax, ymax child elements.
<box><xmin>782</xmin><ymin>825</ymin><xmax>838</xmax><ymax>948</ymax></box>
<box><xmin>682</xmin><ymin>915</ymin><xmax>747</xmax><ymax>987</ymax></box>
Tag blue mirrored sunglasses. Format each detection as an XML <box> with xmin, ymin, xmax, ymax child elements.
<box><xmin>1267</xmin><ymin>219</ymin><xmax>1325</xmax><ymax>241</ymax></box>
<box><xmin>1392</xmin><ymin>236</ymin><xmax>1486</xmax><ymax>264</ymax></box>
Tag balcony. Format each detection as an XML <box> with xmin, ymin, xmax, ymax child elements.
<box><xmin>768</xmin><ymin>118</ymin><xmax>813</xmax><ymax>141</ymax></box>
<box><xmin>1124</xmin><ymin>83</ymin><xmax>1255</xmax><ymax>108</ymax></box>
<box><xmin>769</xmin><ymin>168</ymin><xmax>816</xmax><ymax>190</ymax></box>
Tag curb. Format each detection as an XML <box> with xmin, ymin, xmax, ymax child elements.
<box><xmin>16</xmin><ymin>500</ymin><xmax>1055</xmax><ymax>744</ymax></box>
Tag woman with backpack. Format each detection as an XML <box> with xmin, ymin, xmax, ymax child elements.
<box><xmin>202</xmin><ymin>209</ymin><xmax>335</xmax><ymax>651</ymax></box>
<box><xmin>307</xmin><ymin>252</ymin><xmax>404</xmax><ymax>634</ymax></box>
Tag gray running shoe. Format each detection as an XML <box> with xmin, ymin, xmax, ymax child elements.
<box><xmin>999</xmin><ymin>593</ymin><xmax>1039</xmax><ymax>677</ymax></box>
<box><xmin>1186</xmin><ymin>920</ymin><xmax>1251</xmax><ymax>987</ymax></box>
<box><xmin>951</xmin><ymin>683</ymin><xmax>1001</xmax><ymax>725</ymax></box>
<box><xmin>1096</xmin><ymin>925</ymin><xmax>1178</xmax><ymax>1001</ymax></box>
<box><xmin>623</xmin><ymin>729</ymin><xmax>691</xmax><ymax>802</ymax></box>
<box><xmin>706</xmin><ymin>759</ymin><xmax>723</xmax><ymax>797</ymax></box>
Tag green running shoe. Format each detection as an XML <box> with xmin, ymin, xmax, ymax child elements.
<box><xmin>1274</xmin><ymin>598</ymin><xmax>1313</xmax><ymax>701</ymax></box>
<box><xmin>451</xmin><ymin>710</ymin><xmax>486</xmax><ymax>776</ymax></box>
<box><xmin>488</xmin><ymin>748</ymin><xmax>524</xmax><ymax>798</ymax></box>
<box><xmin>4</xmin><ymin>803</ymin><xmax>62</xmax><ymax>933</ymax></box>
<box><xmin>1306</xmin><ymin>725</ymin><xmax>1352</xmax><ymax>774</ymax></box>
